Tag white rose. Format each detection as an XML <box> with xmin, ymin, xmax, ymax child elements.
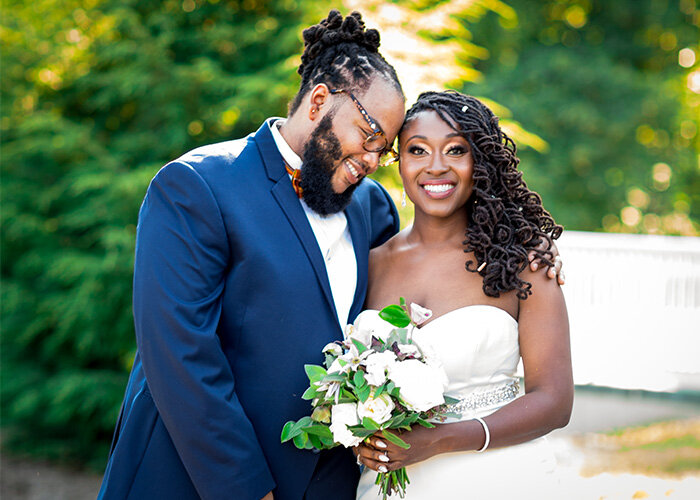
<box><xmin>330</xmin><ymin>403</ymin><xmax>362</xmax><ymax>448</ymax></box>
<box><xmin>388</xmin><ymin>359</ymin><xmax>448</xmax><ymax>412</ymax></box>
<box><xmin>351</xmin><ymin>310</ymin><xmax>395</xmax><ymax>345</ymax></box>
<box><xmin>357</xmin><ymin>392</ymin><xmax>395</xmax><ymax>425</ymax></box>
<box><xmin>410</xmin><ymin>303</ymin><xmax>433</xmax><ymax>326</ymax></box>
<box><xmin>363</xmin><ymin>351</ymin><xmax>397</xmax><ymax>386</ymax></box>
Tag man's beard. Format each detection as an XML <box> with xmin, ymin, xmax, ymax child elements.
<box><xmin>299</xmin><ymin>114</ymin><xmax>361</xmax><ymax>216</ymax></box>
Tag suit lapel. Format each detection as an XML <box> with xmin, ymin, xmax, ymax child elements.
<box><xmin>255</xmin><ymin>120</ymin><xmax>340</xmax><ymax>326</ymax></box>
<box><xmin>345</xmin><ymin>199</ymin><xmax>369</xmax><ymax>323</ymax></box>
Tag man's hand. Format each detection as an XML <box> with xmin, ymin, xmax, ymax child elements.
<box><xmin>528</xmin><ymin>240</ymin><xmax>565</xmax><ymax>285</ymax></box>
<box><xmin>261</xmin><ymin>492</ymin><xmax>274</xmax><ymax>500</ymax></box>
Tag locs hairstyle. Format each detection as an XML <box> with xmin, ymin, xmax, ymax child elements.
<box><xmin>403</xmin><ymin>91</ymin><xmax>563</xmax><ymax>300</ymax></box>
<box><xmin>289</xmin><ymin>10</ymin><xmax>403</xmax><ymax>115</ymax></box>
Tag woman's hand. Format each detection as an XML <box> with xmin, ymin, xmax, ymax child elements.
<box><xmin>354</xmin><ymin>427</ymin><xmax>441</xmax><ymax>472</ymax></box>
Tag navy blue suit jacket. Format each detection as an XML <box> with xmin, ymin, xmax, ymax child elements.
<box><xmin>98</xmin><ymin>120</ymin><xmax>399</xmax><ymax>500</ymax></box>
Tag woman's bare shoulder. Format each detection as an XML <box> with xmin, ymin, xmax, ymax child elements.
<box><xmin>370</xmin><ymin>228</ymin><xmax>409</xmax><ymax>266</ymax></box>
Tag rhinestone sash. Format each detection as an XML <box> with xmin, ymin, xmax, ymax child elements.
<box><xmin>440</xmin><ymin>380</ymin><xmax>520</xmax><ymax>418</ymax></box>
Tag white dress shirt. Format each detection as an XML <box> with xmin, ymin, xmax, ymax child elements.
<box><xmin>269</xmin><ymin>119</ymin><xmax>357</xmax><ymax>328</ymax></box>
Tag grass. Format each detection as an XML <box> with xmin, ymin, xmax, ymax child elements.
<box><xmin>575</xmin><ymin>418</ymin><xmax>700</xmax><ymax>477</ymax></box>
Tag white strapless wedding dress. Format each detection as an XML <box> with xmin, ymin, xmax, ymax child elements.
<box><xmin>356</xmin><ymin>305</ymin><xmax>560</xmax><ymax>500</ymax></box>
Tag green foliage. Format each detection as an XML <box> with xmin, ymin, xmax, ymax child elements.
<box><xmin>462</xmin><ymin>0</ymin><xmax>699</xmax><ymax>235</ymax></box>
<box><xmin>378</xmin><ymin>304</ymin><xmax>411</xmax><ymax>328</ymax></box>
<box><xmin>1</xmin><ymin>0</ymin><xmax>330</xmax><ymax>469</ymax></box>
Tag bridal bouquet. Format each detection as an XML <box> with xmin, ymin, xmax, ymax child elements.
<box><xmin>281</xmin><ymin>299</ymin><xmax>459</xmax><ymax>499</ymax></box>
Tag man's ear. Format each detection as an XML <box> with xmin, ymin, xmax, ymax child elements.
<box><xmin>307</xmin><ymin>84</ymin><xmax>331</xmax><ymax>121</ymax></box>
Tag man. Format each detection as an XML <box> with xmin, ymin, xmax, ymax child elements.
<box><xmin>98</xmin><ymin>10</ymin><xmax>405</xmax><ymax>500</ymax></box>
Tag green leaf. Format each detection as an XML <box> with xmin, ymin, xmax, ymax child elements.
<box><xmin>302</xmin><ymin>386</ymin><xmax>318</xmax><ymax>400</ymax></box>
<box><xmin>443</xmin><ymin>395</ymin><xmax>460</xmax><ymax>405</ymax></box>
<box><xmin>305</xmin><ymin>364</ymin><xmax>327</xmax><ymax>382</ymax></box>
<box><xmin>386</xmin><ymin>412</ymin><xmax>406</xmax><ymax>428</ymax></box>
<box><xmin>399</xmin><ymin>297</ymin><xmax>407</xmax><ymax>308</ymax></box>
<box><xmin>357</xmin><ymin>384</ymin><xmax>372</xmax><ymax>403</ymax></box>
<box><xmin>416</xmin><ymin>418</ymin><xmax>435</xmax><ymax>428</ymax></box>
<box><xmin>381</xmin><ymin>430</ymin><xmax>411</xmax><ymax>449</ymax></box>
<box><xmin>293</xmin><ymin>432</ymin><xmax>309</xmax><ymax>449</ymax></box>
<box><xmin>362</xmin><ymin>417</ymin><xmax>380</xmax><ymax>430</ymax></box>
<box><xmin>302</xmin><ymin>423</ymin><xmax>334</xmax><ymax>439</ymax></box>
<box><xmin>379</xmin><ymin>305</ymin><xmax>411</xmax><ymax>328</ymax></box>
<box><xmin>281</xmin><ymin>421</ymin><xmax>298</xmax><ymax>442</ymax></box>
<box><xmin>309</xmin><ymin>433</ymin><xmax>323</xmax><ymax>449</ymax></box>
<box><xmin>351</xmin><ymin>338</ymin><xmax>368</xmax><ymax>354</ymax></box>
<box><xmin>353</xmin><ymin>370</ymin><xmax>366</xmax><ymax>388</ymax></box>
<box><xmin>346</xmin><ymin>426</ymin><xmax>377</xmax><ymax>438</ymax></box>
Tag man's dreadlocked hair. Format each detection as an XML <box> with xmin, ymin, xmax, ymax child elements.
<box><xmin>403</xmin><ymin>91</ymin><xmax>562</xmax><ymax>300</ymax></box>
<box><xmin>289</xmin><ymin>10</ymin><xmax>403</xmax><ymax>114</ymax></box>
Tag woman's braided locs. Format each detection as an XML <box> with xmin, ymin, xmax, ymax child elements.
<box><xmin>404</xmin><ymin>91</ymin><xmax>563</xmax><ymax>299</ymax></box>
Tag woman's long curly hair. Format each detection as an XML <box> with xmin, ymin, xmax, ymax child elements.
<box><xmin>403</xmin><ymin>91</ymin><xmax>562</xmax><ymax>299</ymax></box>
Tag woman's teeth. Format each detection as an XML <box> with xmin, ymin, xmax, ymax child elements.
<box><xmin>423</xmin><ymin>184</ymin><xmax>454</xmax><ymax>193</ymax></box>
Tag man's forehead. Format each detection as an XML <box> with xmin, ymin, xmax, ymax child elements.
<box><xmin>355</xmin><ymin>80</ymin><xmax>406</xmax><ymax>133</ymax></box>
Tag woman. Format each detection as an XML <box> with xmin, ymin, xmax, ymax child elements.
<box><xmin>355</xmin><ymin>91</ymin><xmax>573</xmax><ymax>498</ymax></box>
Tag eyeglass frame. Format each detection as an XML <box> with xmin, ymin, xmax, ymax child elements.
<box><xmin>329</xmin><ymin>88</ymin><xmax>399</xmax><ymax>167</ymax></box>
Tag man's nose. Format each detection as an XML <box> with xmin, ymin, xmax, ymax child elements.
<box><xmin>361</xmin><ymin>150</ymin><xmax>381</xmax><ymax>174</ymax></box>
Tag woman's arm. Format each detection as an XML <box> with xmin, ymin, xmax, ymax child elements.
<box><xmin>356</xmin><ymin>269</ymin><xmax>573</xmax><ymax>471</ymax></box>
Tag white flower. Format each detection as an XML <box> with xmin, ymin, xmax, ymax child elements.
<box><xmin>351</xmin><ymin>310</ymin><xmax>395</xmax><ymax>345</ymax></box>
<box><xmin>327</xmin><ymin>357</ymin><xmax>351</xmax><ymax>375</ymax></box>
<box><xmin>363</xmin><ymin>351</ymin><xmax>397</xmax><ymax>386</ymax></box>
<box><xmin>410</xmin><ymin>303</ymin><xmax>433</xmax><ymax>326</ymax></box>
<box><xmin>357</xmin><ymin>392</ymin><xmax>395</xmax><ymax>425</ymax></box>
<box><xmin>330</xmin><ymin>403</ymin><xmax>362</xmax><ymax>448</ymax></box>
<box><xmin>322</xmin><ymin>342</ymin><xmax>343</xmax><ymax>356</ymax></box>
<box><xmin>388</xmin><ymin>359</ymin><xmax>448</xmax><ymax>412</ymax></box>
<box><xmin>327</xmin><ymin>343</ymin><xmax>371</xmax><ymax>374</ymax></box>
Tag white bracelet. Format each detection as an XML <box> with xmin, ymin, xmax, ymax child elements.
<box><xmin>473</xmin><ymin>417</ymin><xmax>490</xmax><ymax>452</ymax></box>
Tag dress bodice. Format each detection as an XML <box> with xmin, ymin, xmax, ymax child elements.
<box><xmin>412</xmin><ymin>305</ymin><xmax>521</xmax><ymax>420</ymax></box>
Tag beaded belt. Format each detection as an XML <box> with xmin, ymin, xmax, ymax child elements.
<box><xmin>440</xmin><ymin>380</ymin><xmax>520</xmax><ymax>419</ymax></box>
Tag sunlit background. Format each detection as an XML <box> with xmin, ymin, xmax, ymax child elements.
<box><xmin>1</xmin><ymin>0</ymin><xmax>698</xmax><ymax>498</ymax></box>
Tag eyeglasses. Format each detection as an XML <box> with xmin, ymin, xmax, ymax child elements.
<box><xmin>330</xmin><ymin>88</ymin><xmax>399</xmax><ymax>167</ymax></box>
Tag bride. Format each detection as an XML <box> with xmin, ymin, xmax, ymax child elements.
<box><xmin>355</xmin><ymin>91</ymin><xmax>573</xmax><ymax>499</ymax></box>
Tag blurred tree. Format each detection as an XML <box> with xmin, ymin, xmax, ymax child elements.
<box><xmin>1</xmin><ymin>0</ymin><xmax>331</xmax><ymax>468</ymax></box>
<box><xmin>463</xmin><ymin>0</ymin><xmax>699</xmax><ymax>235</ymax></box>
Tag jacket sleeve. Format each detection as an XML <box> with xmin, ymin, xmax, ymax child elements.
<box><xmin>133</xmin><ymin>161</ymin><xmax>275</xmax><ymax>500</ymax></box>
<box><xmin>367</xmin><ymin>179</ymin><xmax>400</xmax><ymax>248</ymax></box>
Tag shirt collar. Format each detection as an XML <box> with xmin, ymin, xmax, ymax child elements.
<box><xmin>269</xmin><ymin>119</ymin><xmax>303</xmax><ymax>170</ymax></box>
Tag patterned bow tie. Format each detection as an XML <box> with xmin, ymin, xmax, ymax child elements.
<box><xmin>285</xmin><ymin>163</ymin><xmax>303</xmax><ymax>198</ymax></box>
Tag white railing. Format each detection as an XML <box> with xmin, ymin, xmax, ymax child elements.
<box><xmin>554</xmin><ymin>231</ymin><xmax>700</xmax><ymax>392</ymax></box>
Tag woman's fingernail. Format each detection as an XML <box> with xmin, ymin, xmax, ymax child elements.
<box><xmin>375</xmin><ymin>440</ymin><xmax>387</xmax><ymax>448</ymax></box>
<box><xmin>378</xmin><ymin>465</ymin><xmax>388</xmax><ymax>473</ymax></box>
<box><xmin>532</xmin><ymin>263</ymin><xmax>538</xmax><ymax>271</ymax></box>
<box><xmin>379</xmin><ymin>454</ymin><xmax>390</xmax><ymax>462</ymax></box>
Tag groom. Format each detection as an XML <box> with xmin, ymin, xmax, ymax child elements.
<box><xmin>98</xmin><ymin>10</ymin><xmax>407</xmax><ymax>500</ymax></box>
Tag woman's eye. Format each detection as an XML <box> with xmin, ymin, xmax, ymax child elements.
<box><xmin>408</xmin><ymin>146</ymin><xmax>426</xmax><ymax>155</ymax></box>
<box><xmin>446</xmin><ymin>146</ymin><xmax>467</xmax><ymax>155</ymax></box>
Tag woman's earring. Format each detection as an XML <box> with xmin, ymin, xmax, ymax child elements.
<box><xmin>401</xmin><ymin>189</ymin><xmax>407</xmax><ymax>208</ymax></box>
